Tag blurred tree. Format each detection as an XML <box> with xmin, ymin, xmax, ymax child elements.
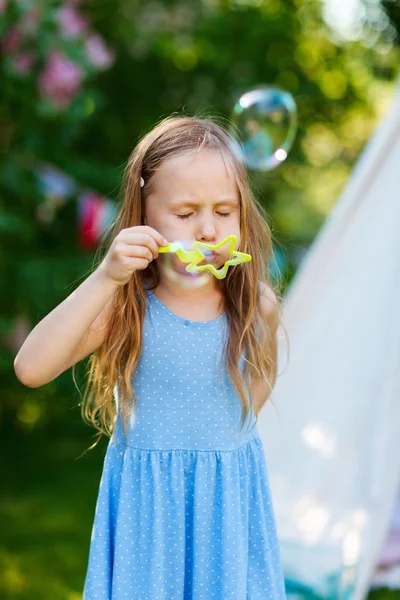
<box><xmin>1</xmin><ymin>2</ymin><xmax>400</xmax><ymax>598</ymax></box>
<box><xmin>1</xmin><ymin>0</ymin><xmax>399</xmax><ymax>428</ymax></box>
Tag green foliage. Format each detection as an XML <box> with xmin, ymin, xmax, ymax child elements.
<box><xmin>0</xmin><ymin>421</ymin><xmax>108</xmax><ymax>599</ymax></box>
<box><xmin>1</xmin><ymin>1</ymin><xmax>400</xmax><ymax>596</ymax></box>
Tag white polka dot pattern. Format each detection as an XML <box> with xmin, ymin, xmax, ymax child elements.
<box><xmin>82</xmin><ymin>289</ymin><xmax>286</xmax><ymax>599</ymax></box>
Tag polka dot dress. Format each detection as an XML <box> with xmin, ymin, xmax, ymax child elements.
<box><xmin>83</xmin><ymin>288</ymin><xmax>286</xmax><ymax>599</ymax></box>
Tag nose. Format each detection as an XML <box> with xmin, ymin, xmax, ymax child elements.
<box><xmin>196</xmin><ymin>217</ymin><xmax>217</xmax><ymax>243</ymax></box>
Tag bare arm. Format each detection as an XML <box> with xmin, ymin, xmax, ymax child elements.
<box><xmin>250</xmin><ymin>283</ymin><xmax>279</xmax><ymax>415</ymax></box>
<box><xmin>14</xmin><ymin>266</ymin><xmax>118</xmax><ymax>388</ymax></box>
<box><xmin>13</xmin><ymin>225</ymin><xmax>168</xmax><ymax>388</ymax></box>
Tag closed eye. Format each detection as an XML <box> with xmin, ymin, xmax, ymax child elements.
<box><xmin>176</xmin><ymin>212</ymin><xmax>232</xmax><ymax>219</ymax></box>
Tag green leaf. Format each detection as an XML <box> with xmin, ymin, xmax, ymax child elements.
<box><xmin>0</xmin><ymin>210</ymin><xmax>35</xmax><ymax>236</ymax></box>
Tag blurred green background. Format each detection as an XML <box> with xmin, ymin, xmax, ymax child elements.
<box><xmin>1</xmin><ymin>0</ymin><xmax>400</xmax><ymax>598</ymax></box>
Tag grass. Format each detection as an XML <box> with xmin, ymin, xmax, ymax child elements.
<box><xmin>0</xmin><ymin>417</ymin><xmax>107</xmax><ymax>600</ymax></box>
<box><xmin>0</xmin><ymin>415</ymin><xmax>399</xmax><ymax>599</ymax></box>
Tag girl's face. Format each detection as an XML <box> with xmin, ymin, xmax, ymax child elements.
<box><xmin>144</xmin><ymin>148</ymin><xmax>241</xmax><ymax>283</ymax></box>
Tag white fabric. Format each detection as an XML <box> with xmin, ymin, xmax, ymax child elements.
<box><xmin>257</xmin><ymin>78</ymin><xmax>400</xmax><ymax>599</ymax></box>
<box><xmin>371</xmin><ymin>486</ymin><xmax>400</xmax><ymax>587</ymax></box>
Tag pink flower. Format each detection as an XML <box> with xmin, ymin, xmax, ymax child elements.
<box><xmin>85</xmin><ymin>34</ymin><xmax>114</xmax><ymax>70</ymax></box>
<box><xmin>21</xmin><ymin>8</ymin><xmax>40</xmax><ymax>37</ymax></box>
<box><xmin>55</xmin><ymin>5</ymin><xmax>89</xmax><ymax>38</ymax></box>
<box><xmin>12</xmin><ymin>52</ymin><xmax>34</xmax><ymax>74</ymax></box>
<box><xmin>0</xmin><ymin>0</ymin><xmax>7</xmax><ymax>17</ymax></box>
<box><xmin>38</xmin><ymin>51</ymin><xmax>83</xmax><ymax>109</ymax></box>
<box><xmin>1</xmin><ymin>8</ymin><xmax>40</xmax><ymax>56</ymax></box>
<box><xmin>2</xmin><ymin>26</ymin><xmax>22</xmax><ymax>54</ymax></box>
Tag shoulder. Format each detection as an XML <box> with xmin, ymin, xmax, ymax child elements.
<box><xmin>258</xmin><ymin>281</ymin><xmax>279</xmax><ymax>332</ymax></box>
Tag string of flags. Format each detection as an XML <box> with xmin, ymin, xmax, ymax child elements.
<box><xmin>35</xmin><ymin>162</ymin><xmax>116</xmax><ymax>251</ymax></box>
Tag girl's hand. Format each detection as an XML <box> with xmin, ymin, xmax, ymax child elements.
<box><xmin>99</xmin><ymin>226</ymin><xmax>168</xmax><ymax>286</ymax></box>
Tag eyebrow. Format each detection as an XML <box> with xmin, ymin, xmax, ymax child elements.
<box><xmin>169</xmin><ymin>198</ymin><xmax>239</xmax><ymax>208</ymax></box>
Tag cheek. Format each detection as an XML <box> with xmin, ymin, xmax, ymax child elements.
<box><xmin>143</xmin><ymin>204</ymin><xmax>160</xmax><ymax>227</ymax></box>
<box><xmin>156</xmin><ymin>220</ymin><xmax>195</xmax><ymax>247</ymax></box>
<box><xmin>145</xmin><ymin>209</ymin><xmax>176</xmax><ymax>236</ymax></box>
<box><xmin>225</xmin><ymin>215</ymin><xmax>241</xmax><ymax>237</ymax></box>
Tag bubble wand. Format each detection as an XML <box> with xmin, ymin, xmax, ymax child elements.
<box><xmin>158</xmin><ymin>234</ymin><xmax>252</xmax><ymax>280</ymax></box>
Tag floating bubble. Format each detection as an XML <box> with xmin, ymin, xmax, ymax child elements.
<box><xmin>231</xmin><ymin>87</ymin><xmax>297</xmax><ymax>171</ymax></box>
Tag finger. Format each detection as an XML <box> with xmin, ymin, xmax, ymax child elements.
<box><xmin>125</xmin><ymin>226</ymin><xmax>167</xmax><ymax>248</ymax></box>
<box><xmin>143</xmin><ymin>226</ymin><xmax>168</xmax><ymax>247</ymax></box>
<box><xmin>132</xmin><ymin>257</ymin><xmax>151</xmax><ymax>270</ymax></box>
<box><xmin>119</xmin><ymin>243</ymin><xmax>153</xmax><ymax>262</ymax></box>
<box><xmin>122</xmin><ymin>232</ymin><xmax>160</xmax><ymax>259</ymax></box>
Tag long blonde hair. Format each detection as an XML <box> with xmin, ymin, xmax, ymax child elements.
<box><xmin>75</xmin><ymin>114</ymin><xmax>285</xmax><ymax>450</ymax></box>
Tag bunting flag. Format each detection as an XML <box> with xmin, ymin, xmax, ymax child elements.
<box><xmin>77</xmin><ymin>190</ymin><xmax>116</xmax><ymax>251</ymax></box>
<box><xmin>35</xmin><ymin>163</ymin><xmax>116</xmax><ymax>250</ymax></box>
<box><xmin>35</xmin><ymin>163</ymin><xmax>77</xmax><ymax>224</ymax></box>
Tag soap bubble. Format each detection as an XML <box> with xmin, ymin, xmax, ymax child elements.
<box><xmin>231</xmin><ymin>87</ymin><xmax>297</xmax><ymax>171</ymax></box>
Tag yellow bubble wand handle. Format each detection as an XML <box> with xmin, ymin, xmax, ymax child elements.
<box><xmin>158</xmin><ymin>234</ymin><xmax>252</xmax><ymax>280</ymax></box>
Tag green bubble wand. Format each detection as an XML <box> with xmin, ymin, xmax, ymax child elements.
<box><xmin>158</xmin><ymin>234</ymin><xmax>252</xmax><ymax>280</ymax></box>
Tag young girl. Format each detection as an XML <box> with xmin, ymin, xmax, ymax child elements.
<box><xmin>14</xmin><ymin>116</ymin><xmax>287</xmax><ymax>599</ymax></box>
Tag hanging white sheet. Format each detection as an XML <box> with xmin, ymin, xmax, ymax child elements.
<box><xmin>257</xmin><ymin>78</ymin><xmax>400</xmax><ymax>599</ymax></box>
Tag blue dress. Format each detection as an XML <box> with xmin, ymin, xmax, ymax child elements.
<box><xmin>83</xmin><ymin>288</ymin><xmax>286</xmax><ymax>599</ymax></box>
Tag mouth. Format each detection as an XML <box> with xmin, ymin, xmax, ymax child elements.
<box><xmin>175</xmin><ymin>252</ymin><xmax>218</xmax><ymax>275</ymax></box>
<box><xmin>198</xmin><ymin>251</ymin><xmax>218</xmax><ymax>265</ymax></box>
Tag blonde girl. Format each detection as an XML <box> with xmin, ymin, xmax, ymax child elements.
<box><xmin>14</xmin><ymin>115</ymin><xmax>287</xmax><ymax>599</ymax></box>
